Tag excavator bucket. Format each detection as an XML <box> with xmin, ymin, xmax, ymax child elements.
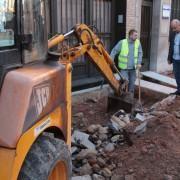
<box><xmin>107</xmin><ymin>92</ymin><xmax>134</xmax><ymax>113</ymax></box>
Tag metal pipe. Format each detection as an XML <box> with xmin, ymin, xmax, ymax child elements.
<box><xmin>48</xmin><ymin>30</ymin><xmax>75</xmax><ymax>49</ymax></box>
<box><xmin>64</xmin><ymin>30</ymin><xmax>75</xmax><ymax>38</ymax></box>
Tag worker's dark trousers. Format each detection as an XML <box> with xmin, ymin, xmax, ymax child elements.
<box><xmin>173</xmin><ymin>60</ymin><xmax>180</xmax><ymax>93</ymax></box>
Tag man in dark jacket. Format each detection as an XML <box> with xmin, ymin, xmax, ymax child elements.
<box><xmin>168</xmin><ymin>19</ymin><xmax>179</xmax><ymax>64</ymax></box>
<box><xmin>168</xmin><ymin>19</ymin><xmax>180</xmax><ymax>95</ymax></box>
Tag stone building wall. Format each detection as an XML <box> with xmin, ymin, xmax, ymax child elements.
<box><xmin>126</xmin><ymin>0</ymin><xmax>172</xmax><ymax>72</ymax></box>
<box><xmin>126</xmin><ymin>0</ymin><xmax>142</xmax><ymax>36</ymax></box>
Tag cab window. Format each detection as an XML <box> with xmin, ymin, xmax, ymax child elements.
<box><xmin>0</xmin><ymin>0</ymin><xmax>15</xmax><ymax>47</ymax></box>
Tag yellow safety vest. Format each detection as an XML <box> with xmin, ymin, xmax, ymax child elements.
<box><xmin>118</xmin><ymin>39</ymin><xmax>140</xmax><ymax>69</ymax></box>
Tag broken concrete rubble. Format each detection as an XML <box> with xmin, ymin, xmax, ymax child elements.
<box><xmin>164</xmin><ymin>174</ymin><xmax>173</xmax><ymax>180</ymax></box>
<box><xmin>104</xmin><ymin>143</ymin><xmax>115</xmax><ymax>153</ymax></box>
<box><xmin>151</xmin><ymin>95</ymin><xmax>176</xmax><ymax>110</ymax></box>
<box><xmin>101</xmin><ymin>167</ymin><xmax>112</xmax><ymax>177</ymax></box>
<box><xmin>96</xmin><ymin>157</ymin><xmax>106</xmax><ymax>167</ymax></box>
<box><xmin>72</xmin><ymin>130</ymin><xmax>96</xmax><ymax>150</ymax></box>
<box><xmin>79</xmin><ymin>163</ymin><xmax>93</xmax><ymax>175</ymax></box>
<box><xmin>111</xmin><ymin>135</ymin><xmax>121</xmax><ymax>143</ymax></box>
<box><xmin>98</xmin><ymin>126</ymin><xmax>108</xmax><ymax>134</ymax></box>
<box><xmin>122</xmin><ymin>115</ymin><xmax>130</xmax><ymax>124</ymax></box>
<box><xmin>134</xmin><ymin>121</ymin><xmax>147</xmax><ymax>135</ymax></box>
<box><xmin>86</xmin><ymin>97</ymin><xmax>98</xmax><ymax>103</ymax></box>
<box><xmin>71</xmin><ymin>146</ymin><xmax>78</xmax><ymax>155</ymax></box>
<box><xmin>75</xmin><ymin>149</ymin><xmax>97</xmax><ymax>160</ymax></box>
<box><xmin>72</xmin><ymin>91</ymin><xmax>180</xmax><ymax>179</ymax></box>
<box><xmin>125</xmin><ymin>175</ymin><xmax>134</xmax><ymax>180</ymax></box>
<box><xmin>111</xmin><ymin>115</ymin><xmax>127</xmax><ymax>129</ymax></box>
<box><xmin>87</xmin><ymin>124</ymin><xmax>99</xmax><ymax>134</ymax></box>
<box><xmin>174</xmin><ymin>111</ymin><xmax>180</xmax><ymax>118</ymax></box>
<box><xmin>72</xmin><ymin>175</ymin><xmax>92</xmax><ymax>180</ymax></box>
<box><xmin>92</xmin><ymin>174</ymin><xmax>105</xmax><ymax>180</ymax></box>
<box><xmin>111</xmin><ymin>175</ymin><xmax>123</xmax><ymax>180</ymax></box>
<box><xmin>135</xmin><ymin>113</ymin><xmax>145</xmax><ymax>122</ymax></box>
<box><xmin>150</xmin><ymin>110</ymin><xmax>169</xmax><ymax>117</ymax></box>
<box><xmin>73</xmin><ymin>112</ymin><xmax>84</xmax><ymax>118</ymax></box>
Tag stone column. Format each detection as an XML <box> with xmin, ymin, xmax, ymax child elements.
<box><xmin>150</xmin><ymin>0</ymin><xmax>172</xmax><ymax>72</ymax></box>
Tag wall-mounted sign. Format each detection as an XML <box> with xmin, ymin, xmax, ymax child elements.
<box><xmin>162</xmin><ymin>4</ymin><xmax>171</xmax><ymax>19</ymax></box>
<box><xmin>118</xmin><ymin>15</ymin><xmax>123</xmax><ymax>24</ymax></box>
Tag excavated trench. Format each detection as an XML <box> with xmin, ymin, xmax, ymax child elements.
<box><xmin>72</xmin><ymin>86</ymin><xmax>180</xmax><ymax>180</ymax></box>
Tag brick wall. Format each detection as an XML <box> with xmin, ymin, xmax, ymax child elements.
<box><xmin>126</xmin><ymin>0</ymin><xmax>142</xmax><ymax>37</ymax></box>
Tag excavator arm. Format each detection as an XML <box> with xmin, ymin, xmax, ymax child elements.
<box><xmin>48</xmin><ymin>24</ymin><xmax>127</xmax><ymax>96</ymax></box>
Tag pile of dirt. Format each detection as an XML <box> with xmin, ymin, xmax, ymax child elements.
<box><xmin>72</xmin><ymin>95</ymin><xmax>180</xmax><ymax>180</ymax></box>
<box><xmin>112</xmin><ymin>109</ymin><xmax>180</xmax><ymax>179</ymax></box>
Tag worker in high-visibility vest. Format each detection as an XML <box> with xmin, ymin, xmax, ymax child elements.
<box><xmin>110</xmin><ymin>29</ymin><xmax>143</xmax><ymax>94</ymax></box>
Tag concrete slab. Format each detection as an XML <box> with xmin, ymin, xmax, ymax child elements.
<box><xmin>115</xmin><ymin>73</ymin><xmax>176</xmax><ymax>95</ymax></box>
<box><xmin>135</xmin><ymin>79</ymin><xmax>176</xmax><ymax>95</ymax></box>
<box><xmin>141</xmin><ymin>71</ymin><xmax>176</xmax><ymax>87</ymax></box>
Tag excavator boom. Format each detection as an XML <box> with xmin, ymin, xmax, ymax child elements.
<box><xmin>48</xmin><ymin>24</ymin><xmax>128</xmax><ymax>96</ymax></box>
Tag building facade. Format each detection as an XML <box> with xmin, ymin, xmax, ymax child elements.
<box><xmin>126</xmin><ymin>0</ymin><xmax>173</xmax><ymax>73</ymax></box>
<box><xmin>50</xmin><ymin>0</ymin><xmax>179</xmax><ymax>88</ymax></box>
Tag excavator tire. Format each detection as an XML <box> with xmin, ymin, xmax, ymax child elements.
<box><xmin>18</xmin><ymin>133</ymin><xmax>72</xmax><ymax>180</ymax></box>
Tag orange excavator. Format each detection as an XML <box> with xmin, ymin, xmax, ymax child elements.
<box><xmin>0</xmin><ymin>1</ymin><xmax>128</xmax><ymax>179</ymax></box>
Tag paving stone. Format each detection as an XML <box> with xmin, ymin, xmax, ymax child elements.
<box><xmin>135</xmin><ymin>113</ymin><xmax>146</xmax><ymax>122</ymax></box>
<box><xmin>101</xmin><ymin>167</ymin><xmax>112</xmax><ymax>177</ymax></box>
<box><xmin>97</xmin><ymin>157</ymin><xmax>106</xmax><ymax>167</ymax></box>
<box><xmin>72</xmin><ymin>175</ymin><xmax>92</xmax><ymax>180</ymax></box>
<box><xmin>79</xmin><ymin>163</ymin><xmax>93</xmax><ymax>176</ymax></box>
<box><xmin>111</xmin><ymin>175</ymin><xmax>124</xmax><ymax>180</ymax></box>
<box><xmin>111</xmin><ymin>115</ymin><xmax>127</xmax><ymax>130</ymax></box>
<box><xmin>92</xmin><ymin>174</ymin><xmax>105</xmax><ymax>180</ymax></box>
<box><xmin>125</xmin><ymin>175</ymin><xmax>134</xmax><ymax>180</ymax></box>
<box><xmin>73</xmin><ymin>112</ymin><xmax>84</xmax><ymax>118</ymax></box>
<box><xmin>164</xmin><ymin>175</ymin><xmax>173</xmax><ymax>180</ymax></box>
<box><xmin>76</xmin><ymin>149</ymin><xmax>97</xmax><ymax>160</ymax></box>
<box><xmin>111</xmin><ymin>135</ymin><xmax>120</xmax><ymax>143</ymax></box>
<box><xmin>87</xmin><ymin>125</ymin><xmax>99</xmax><ymax>133</ymax></box>
<box><xmin>134</xmin><ymin>121</ymin><xmax>147</xmax><ymax>135</ymax></box>
<box><xmin>104</xmin><ymin>143</ymin><xmax>115</xmax><ymax>153</ymax></box>
<box><xmin>72</xmin><ymin>130</ymin><xmax>96</xmax><ymax>150</ymax></box>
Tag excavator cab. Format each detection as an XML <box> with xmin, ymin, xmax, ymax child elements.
<box><xmin>0</xmin><ymin>1</ymin><xmax>72</xmax><ymax>179</ymax></box>
<box><xmin>0</xmin><ymin>1</ymin><xmax>131</xmax><ymax>180</ymax></box>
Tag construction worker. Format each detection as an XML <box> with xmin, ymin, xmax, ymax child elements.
<box><xmin>110</xmin><ymin>29</ymin><xmax>143</xmax><ymax>95</ymax></box>
<box><xmin>168</xmin><ymin>19</ymin><xmax>180</xmax><ymax>96</ymax></box>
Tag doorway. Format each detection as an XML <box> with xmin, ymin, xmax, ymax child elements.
<box><xmin>140</xmin><ymin>0</ymin><xmax>153</xmax><ymax>71</ymax></box>
<box><xmin>111</xmin><ymin>0</ymin><xmax>126</xmax><ymax>47</ymax></box>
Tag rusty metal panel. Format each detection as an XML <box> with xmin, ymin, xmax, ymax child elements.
<box><xmin>0</xmin><ymin>63</ymin><xmax>66</xmax><ymax>148</ymax></box>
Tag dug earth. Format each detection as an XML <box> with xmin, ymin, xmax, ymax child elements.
<box><xmin>72</xmin><ymin>90</ymin><xmax>180</xmax><ymax>180</ymax></box>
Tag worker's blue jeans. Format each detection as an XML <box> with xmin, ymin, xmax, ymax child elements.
<box><xmin>173</xmin><ymin>60</ymin><xmax>180</xmax><ymax>93</ymax></box>
<box><xmin>121</xmin><ymin>69</ymin><xmax>136</xmax><ymax>93</ymax></box>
